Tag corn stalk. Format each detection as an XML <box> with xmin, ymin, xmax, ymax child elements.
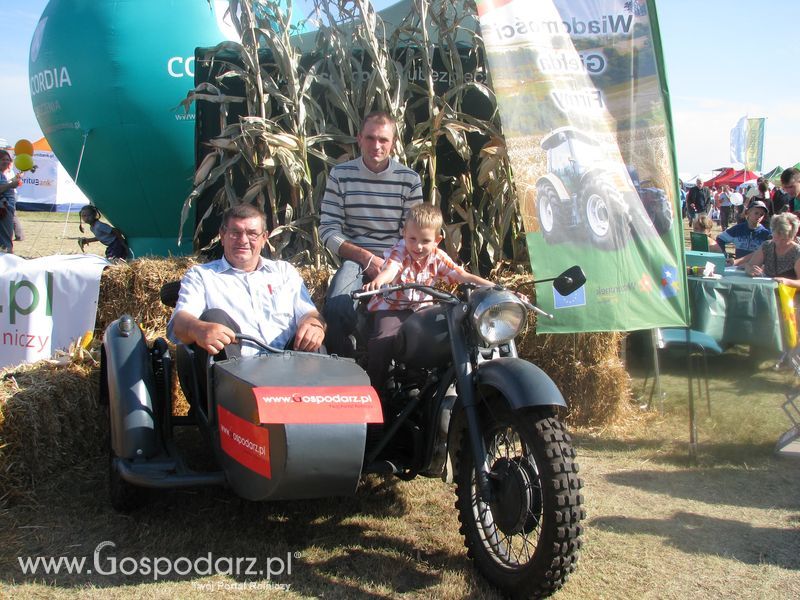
<box><xmin>184</xmin><ymin>0</ymin><xmax>526</xmax><ymax>272</ymax></box>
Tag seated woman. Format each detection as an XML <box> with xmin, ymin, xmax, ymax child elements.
<box><xmin>692</xmin><ymin>215</ymin><xmax>723</xmax><ymax>253</ymax></box>
<box><xmin>744</xmin><ymin>212</ymin><xmax>800</xmax><ymax>287</ymax></box>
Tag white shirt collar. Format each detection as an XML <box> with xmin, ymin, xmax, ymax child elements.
<box><xmin>215</xmin><ymin>255</ymin><xmax>273</xmax><ymax>274</ymax></box>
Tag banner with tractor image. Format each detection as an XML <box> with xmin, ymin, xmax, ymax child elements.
<box><xmin>477</xmin><ymin>0</ymin><xmax>688</xmax><ymax>332</ymax></box>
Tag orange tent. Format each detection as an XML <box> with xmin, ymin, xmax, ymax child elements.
<box><xmin>32</xmin><ymin>137</ymin><xmax>52</xmax><ymax>152</ymax></box>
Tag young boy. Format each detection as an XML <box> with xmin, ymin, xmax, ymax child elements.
<box><xmin>363</xmin><ymin>203</ymin><xmax>493</xmax><ymax>390</ymax></box>
<box><xmin>716</xmin><ymin>200</ymin><xmax>770</xmax><ymax>261</ymax></box>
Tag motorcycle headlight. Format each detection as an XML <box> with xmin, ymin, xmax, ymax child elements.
<box><xmin>470</xmin><ymin>290</ymin><xmax>528</xmax><ymax>346</ymax></box>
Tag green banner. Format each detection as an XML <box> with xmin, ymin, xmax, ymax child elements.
<box><xmin>745</xmin><ymin>117</ymin><xmax>766</xmax><ymax>173</ymax></box>
<box><xmin>477</xmin><ymin>0</ymin><xmax>688</xmax><ymax>332</ymax></box>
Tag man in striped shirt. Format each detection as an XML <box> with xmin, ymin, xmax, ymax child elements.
<box><xmin>320</xmin><ymin>111</ymin><xmax>423</xmax><ymax>355</ymax></box>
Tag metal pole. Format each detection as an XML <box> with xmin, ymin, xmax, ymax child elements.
<box><xmin>648</xmin><ymin>328</ymin><xmax>664</xmax><ymax>411</ymax></box>
<box><xmin>686</xmin><ymin>328</ymin><xmax>697</xmax><ymax>461</ymax></box>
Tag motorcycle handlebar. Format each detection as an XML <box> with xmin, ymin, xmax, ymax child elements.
<box><xmin>351</xmin><ymin>283</ymin><xmax>458</xmax><ymax>303</ymax></box>
<box><xmin>234</xmin><ymin>333</ymin><xmax>283</xmax><ymax>353</ymax></box>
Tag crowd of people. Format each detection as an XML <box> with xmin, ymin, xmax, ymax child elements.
<box><xmin>685</xmin><ymin>167</ymin><xmax>800</xmax><ymax>286</ymax></box>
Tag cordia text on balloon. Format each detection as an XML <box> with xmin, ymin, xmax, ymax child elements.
<box><xmin>30</xmin><ymin>66</ymin><xmax>73</xmax><ymax>97</ymax></box>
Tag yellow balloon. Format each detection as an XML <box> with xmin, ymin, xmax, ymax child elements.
<box><xmin>14</xmin><ymin>153</ymin><xmax>34</xmax><ymax>172</ymax></box>
<box><xmin>14</xmin><ymin>139</ymin><xmax>34</xmax><ymax>156</ymax></box>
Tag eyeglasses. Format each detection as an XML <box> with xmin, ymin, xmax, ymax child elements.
<box><xmin>224</xmin><ymin>227</ymin><xmax>264</xmax><ymax>241</ymax></box>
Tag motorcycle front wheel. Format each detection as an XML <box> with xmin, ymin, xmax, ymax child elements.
<box><xmin>455</xmin><ymin>405</ymin><xmax>584</xmax><ymax>598</ymax></box>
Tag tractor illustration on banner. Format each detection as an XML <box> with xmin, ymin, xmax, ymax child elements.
<box><xmin>535</xmin><ymin>126</ymin><xmax>673</xmax><ymax>250</ymax></box>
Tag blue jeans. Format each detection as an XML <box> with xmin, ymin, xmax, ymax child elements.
<box><xmin>0</xmin><ymin>205</ymin><xmax>14</xmax><ymax>252</ymax></box>
<box><xmin>323</xmin><ymin>260</ymin><xmax>365</xmax><ymax>356</ymax></box>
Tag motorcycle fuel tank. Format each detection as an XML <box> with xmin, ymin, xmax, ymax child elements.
<box><xmin>394</xmin><ymin>305</ymin><xmax>451</xmax><ymax>368</ymax></box>
<box><xmin>212</xmin><ymin>352</ymin><xmax>380</xmax><ymax>501</ymax></box>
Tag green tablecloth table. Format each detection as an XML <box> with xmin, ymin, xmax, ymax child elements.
<box><xmin>687</xmin><ymin>271</ymin><xmax>784</xmax><ymax>354</ymax></box>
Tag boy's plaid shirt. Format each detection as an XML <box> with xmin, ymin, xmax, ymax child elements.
<box><xmin>367</xmin><ymin>239</ymin><xmax>461</xmax><ymax>312</ymax></box>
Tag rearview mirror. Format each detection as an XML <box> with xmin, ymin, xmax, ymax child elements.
<box><xmin>553</xmin><ymin>265</ymin><xmax>586</xmax><ymax>296</ymax></box>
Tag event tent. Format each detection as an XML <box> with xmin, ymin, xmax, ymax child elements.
<box><xmin>14</xmin><ymin>137</ymin><xmax>90</xmax><ymax>212</ymax></box>
<box><xmin>762</xmin><ymin>165</ymin><xmax>783</xmax><ymax>182</ymax></box>
<box><xmin>703</xmin><ymin>168</ymin><xmax>735</xmax><ymax>188</ymax></box>
<box><xmin>705</xmin><ymin>169</ymin><xmax>758</xmax><ymax>188</ymax></box>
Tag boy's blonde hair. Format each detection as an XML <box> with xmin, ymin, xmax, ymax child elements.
<box><xmin>406</xmin><ymin>203</ymin><xmax>443</xmax><ymax>232</ymax></box>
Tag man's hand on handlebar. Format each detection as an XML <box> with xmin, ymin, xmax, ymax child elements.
<box><xmin>191</xmin><ymin>321</ymin><xmax>238</xmax><ymax>355</ymax></box>
<box><xmin>294</xmin><ymin>314</ymin><xmax>325</xmax><ymax>352</ymax></box>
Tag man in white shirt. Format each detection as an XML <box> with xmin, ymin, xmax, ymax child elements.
<box><xmin>168</xmin><ymin>204</ymin><xmax>325</xmax><ymax>356</ymax></box>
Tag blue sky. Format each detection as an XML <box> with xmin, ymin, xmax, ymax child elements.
<box><xmin>3</xmin><ymin>0</ymin><xmax>797</xmax><ymax>177</ymax></box>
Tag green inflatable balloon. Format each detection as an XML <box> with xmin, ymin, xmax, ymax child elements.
<box><xmin>14</xmin><ymin>154</ymin><xmax>34</xmax><ymax>172</ymax></box>
<box><xmin>28</xmin><ymin>0</ymin><xmax>237</xmax><ymax>255</ymax></box>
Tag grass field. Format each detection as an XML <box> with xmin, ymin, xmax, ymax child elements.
<box><xmin>11</xmin><ymin>209</ymin><xmax>105</xmax><ymax>259</ymax></box>
<box><xmin>1</xmin><ymin>211</ymin><xmax>799</xmax><ymax>599</ymax></box>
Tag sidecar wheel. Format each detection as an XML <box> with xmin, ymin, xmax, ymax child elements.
<box><xmin>455</xmin><ymin>406</ymin><xmax>584</xmax><ymax>598</ymax></box>
<box><xmin>108</xmin><ymin>449</ymin><xmax>149</xmax><ymax>513</ymax></box>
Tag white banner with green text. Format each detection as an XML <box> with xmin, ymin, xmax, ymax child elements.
<box><xmin>0</xmin><ymin>254</ymin><xmax>108</xmax><ymax>368</ymax></box>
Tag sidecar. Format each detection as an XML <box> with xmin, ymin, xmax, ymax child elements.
<box><xmin>100</xmin><ymin>315</ymin><xmax>382</xmax><ymax>510</ymax></box>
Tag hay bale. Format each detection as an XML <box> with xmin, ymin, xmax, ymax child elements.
<box><xmin>0</xmin><ymin>359</ymin><xmax>102</xmax><ymax>505</ymax></box>
<box><xmin>96</xmin><ymin>257</ymin><xmax>199</xmax><ymax>338</ymax></box>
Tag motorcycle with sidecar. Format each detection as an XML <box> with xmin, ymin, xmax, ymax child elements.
<box><xmin>100</xmin><ymin>266</ymin><xmax>587</xmax><ymax>598</ymax></box>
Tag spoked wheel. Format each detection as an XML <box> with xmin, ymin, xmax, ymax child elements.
<box><xmin>456</xmin><ymin>405</ymin><xmax>584</xmax><ymax>598</ymax></box>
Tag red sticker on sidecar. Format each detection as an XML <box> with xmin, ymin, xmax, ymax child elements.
<box><xmin>253</xmin><ymin>386</ymin><xmax>383</xmax><ymax>424</ymax></box>
<box><xmin>217</xmin><ymin>405</ymin><xmax>271</xmax><ymax>478</ymax></box>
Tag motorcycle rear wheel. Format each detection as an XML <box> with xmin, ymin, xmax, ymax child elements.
<box><xmin>455</xmin><ymin>406</ymin><xmax>584</xmax><ymax>598</ymax></box>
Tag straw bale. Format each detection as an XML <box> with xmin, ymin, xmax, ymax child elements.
<box><xmin>96</xmin><ymin>257</ymin><xmax>199</xmax><ymax>338</ymax></box>
<box><xmin>297</xmin><ymin>264</ymin><xmax>332</xmax><ymax>306</ymax></box>
<box><xmin>0</xmin><ymin>358</ymin><xmax>102</xmax><ymax>505</ymax></box>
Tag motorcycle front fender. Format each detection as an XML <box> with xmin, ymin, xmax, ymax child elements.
<box><xmin>441</xmin><ymin>358</ymin><xmax>567</xmax><ymax>484</ymax></box>
<box><xmin>474</xmin><ymin>357</ymin><xmax>567</xmax><ymax>411</ymax></box>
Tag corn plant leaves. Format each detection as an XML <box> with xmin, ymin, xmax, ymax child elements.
<box><xmin>183</xmin><ymin>0</ymin><xmax>521</xmax><ymax>269</ymax></box>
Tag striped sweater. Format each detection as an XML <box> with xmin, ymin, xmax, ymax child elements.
<box><xmin>319</xmin><ymin>157</ymin><xmax>423</xmax><ymax>256</ymax></box>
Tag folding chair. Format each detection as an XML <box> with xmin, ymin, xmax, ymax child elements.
<box><xmin>775</xmin><ymin>390</ymin><xmax>800</xmax><ymax>457</ymax></box>
<box><xmin>654</xmin><ymin>328</ymin><xmax>723</xmax><ymax>458</ymax></box>
<box><xmin>690</xmin><ymin>231</ymin><xmax>709</xmax><ymax>252</ymax></box>
<box><xmin>656</xmin><ymin>327</ymin><xmax>723</xmax><ymax>414</ymax></box>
